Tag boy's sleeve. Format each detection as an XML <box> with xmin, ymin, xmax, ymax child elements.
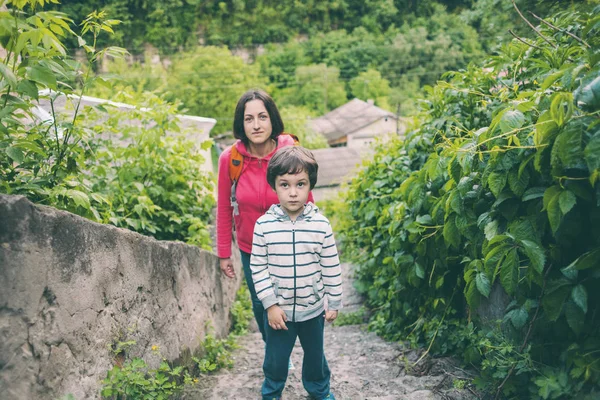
<box><xmin>320</xmin><ymin>222</ymin><xmax>343</xmax><ymax>310</ymax></box>
<box><xmin>250</xmin><ymin>221</ymin><xmax>278</xmax><ymax>310</ymax></box>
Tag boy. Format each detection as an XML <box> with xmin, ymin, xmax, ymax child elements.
<box><xmin>250</xmin><ymin>146</ymin><xmax>342</xmax><ymax>400</ymax></box>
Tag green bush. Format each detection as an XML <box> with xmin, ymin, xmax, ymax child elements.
<box><xmin>339</xmin><ymin>6</ymin><xmax>600</xmax><ymax>399</ymax></box>
<box><xmin>80</xmin><ymin>93</ymin><xmax>215</xmax><ymax>248</ymax></box>
<box><xmin>0</xmin><ymin>1</ymin><xmax>214</xmax><ymax>248</ymax></box>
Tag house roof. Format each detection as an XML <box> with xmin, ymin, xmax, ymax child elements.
<box><xmin>311</xmin><ymin>98</ymin><xmax>396</xmax><ymax>142</ymax></box>
<box><xmin>312</xmin><ymin>146</ymin><xmax>363</xmax><ymax>187</ymax></box>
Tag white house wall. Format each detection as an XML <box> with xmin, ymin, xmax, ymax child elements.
<box><xmin>347</xmin><ymin>117</ymin><xmax>401</xmax><ymax>149</ymax></box>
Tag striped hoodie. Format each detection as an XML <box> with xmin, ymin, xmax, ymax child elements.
<box><xmin>250</xmin><ymin>202</ymin><xmax>343</xmax><ymax>322</ymax></box>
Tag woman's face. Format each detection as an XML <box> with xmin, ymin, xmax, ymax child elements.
<box><xmin>243</xmin><ymin>99</ymin><xmax>273</xmax><ymax>146</ymax></box>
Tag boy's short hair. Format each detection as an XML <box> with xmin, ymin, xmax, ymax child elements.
<box><xmin>267</xmin><ymin>146</ymin><xmax>318</xmax><ymax>190</ymax></box>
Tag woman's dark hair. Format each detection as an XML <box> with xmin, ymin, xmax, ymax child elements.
<box><xmin>267</xmin><ymin>146</ymin><xmax>319</xmax><ymax>190</ymax></box>
<box><xmin>233</xmin><ymin>89</ymin><xmax>284</xmax><ymax>144</ymax></box>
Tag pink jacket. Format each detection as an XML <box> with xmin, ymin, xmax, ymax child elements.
<box><xmin>217</xmin><ymin>135</ymin><xmax>314</xmax><ymax>258</ymax></box>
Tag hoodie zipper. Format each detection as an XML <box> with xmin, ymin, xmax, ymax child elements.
<box><xmin>292</xmin><ymin>219</ymin><xmax>297</xmax><ymax>322</ymax></box>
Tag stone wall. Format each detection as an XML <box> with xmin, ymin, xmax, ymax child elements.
<box><xmin>0</xmin><ymin>194</ymin><xmax>242</xmax><ymax>399</ymax></box>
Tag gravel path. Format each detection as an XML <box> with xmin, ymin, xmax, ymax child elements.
<box><xmin>184</xmin><ymin>263</ymin><xmax>478</xmax><ymax>400</ymax></box>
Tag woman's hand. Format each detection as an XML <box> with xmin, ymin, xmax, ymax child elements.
<box><xmin>267</xmin><ymin>305</ymin><xmax>288</xmax><ymax>330</ymax></box>
<box><xmin>219</xmin><ymin>258</ymin><xmax>235</xmax><ymax>278</ymax></box>
<box><xmin>324</xmin><ymin>310</ymin><xmax>338</xmax><ymax>323</ymax></box>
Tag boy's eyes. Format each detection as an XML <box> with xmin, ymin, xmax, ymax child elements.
<box><xmin>279</xmin><ymin>182</ymin><xmax>307</xmax><ymax>188</ymax></box>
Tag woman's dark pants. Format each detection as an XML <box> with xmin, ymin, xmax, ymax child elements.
<box><xmin>240</xmin><ymin>250</ymin><xmax>267</xmax><ymax>342</ymax></box>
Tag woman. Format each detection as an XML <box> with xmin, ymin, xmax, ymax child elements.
<box><xmin>217</xmin><ymin>89</ymin><xmax>313</xmax><ymax>344</ymax></box>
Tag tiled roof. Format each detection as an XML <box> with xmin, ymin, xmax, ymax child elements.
<box><xmin>312</xmin><ymin>147</ymin><xmax>363</xmax><ymax>187</ymax></box>
<box><xmin>310</xmin><ymin>98</ymin><xmax>396</xmax><ymax>142</ymax></box>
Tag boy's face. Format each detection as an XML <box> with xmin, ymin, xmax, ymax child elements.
<box><xmin>274</xmin><ymin>170</ymin><xmax>311</xmax><ymax>220</ymax></box>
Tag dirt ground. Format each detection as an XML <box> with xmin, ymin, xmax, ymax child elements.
<box><xmin>184</xmin><ymin>264</ymin><xmax>480</xmax><ymax>400</ymax></box>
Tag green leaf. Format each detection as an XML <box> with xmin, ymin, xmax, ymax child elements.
<box><xmin>571</xmin><ymin>285</ymin><xmax>588</xmax><ymax>314</ymax></box>
<box><xmin>0</xmin><ymin>62</ymin><xmax>18</xmax><ymax>88</ymax></box>
<box><xmin>584</xmin><ymin>135</ymin><xmax>600</xmax><ymax>172</ymax></box>
<box><xmin>26</xmin><ymin>65</ymin><xmax>57</xmax><ymax>90</ymax></box>
<box><xmin>558</xmin><ymin>190</ymin><xmax>576</xmax><ymax>215</ymax></box>
<box><xmin>465</xmin><ymin>280</ymin><xmax>480</xmax><ymax>308</ymax></box>
<box><xmin>568</xmin><ymin>248</ymin><xmax>600</xmax><ymax>270</ymax></box>
<box><xmin>448</xmin><ymin>157</ymin><xmax>461</xmax><ymax>183</ymax></box>
<box><xmin>542</xmin><ymin>279</ymin><xmax>572</xmax><ymax>322</ymax></box>
<box><xmin>415</xmin><ymin>263</ymin><xmax>425</xmax><ymax>279</ymax></box>
<box><xmin>443</xmin><ymin>215</ymin><xmax>460</xmax><ymax>250</ymax></box>
<box><xmin>556</xmin><ymin>121</ymin><xmax>583</xmax><ymax>168</ymax></box>
<box><xmin>565</xmin><ymin>302</ymin><xmax>585</xmax><ymax>335</ymax></box>
<box><xmin>520</xmin><ymin>240</ymin><xmax>546</xmax><ymax>274</ymax></box>
<box><xmin>6</xmin><ymin>147</ymin><xmax>24</xmax><ymax>164</ymax></box>
<box><xmin>66</xmin><ymin>189</ymin><xmax>91</xmax><ymax>210</ymax></box>
<box><xmin>549</xmin><ymin>92</ymin><xmax>574</xmax><ymax>127</ymax></box>
<box><xmin>16</xmin><ymin>80</ymin><xmax>39</xmax><ymax>100</ymax></box>
<box><xmin>534</xmin><ymin>112</ymin><xmax>559</xmax><ymax>148</ymax></box>
<box><xmin>200</xmin><ymin>139</ymin><xmax>214</xmax><ymax>151</ymax></box>
<box><xmin>484</xmin><ymin>220</ymin><xmax>498</xmax><ymax>241</ymax></box>
<box><xmin>543</xmin><ymin>185</ymin><xmax>561</xmax><ymax>211</ymax></box>
<box><xmin>522</xmin><ymin>187</ymin><xmax>546</xmax><ymax>202</ymax></box>
<box><xmin>500</xmin><ymin>249</ymin><xmax>519</xmax><ymax>295</ymax></box>
<box><xmin>499</xmin><ymin>110</ymin><xmax>525</xmax><ymax>133</ymax></box>
<box><xmin>541</xmin><ymin>69</ymin><xmax>566</xmax><ymax>91</ymax></box>
<box><xmin>488</xmin><ymin>172</ymin><xmax>507</xmax><ymax>197</ymax></box>
<box><xmin>416</xmin><ymin>214</ymin><xmax>433</xmax><ymax>225</ymax></box>
<box><xmin>547</xmin><ymin>194</ymin><xmax>562</xmax><ymax>233</ymax></box>
<box><xmin>574</xmin><ymin>75</ymin><xmax>600</xmax><ymax>112</ymax></box>
<box><xmin>475</xmin><ymin>272</ymin><xmax>491</xmax><ymax>298</ymax></box>
<box><xmin>508</xmin><ymin>168</ymin><xmax>529</xmax><ymax>197</ymax></box>
<box><xmin>485</xmin><ymin>243</ymin><xmax>510</xmax><ymax>272</ymax></box>
<box><xmin>560</xmin><ymin>264</ymin><xmax>578</xmax><ymax>281</ymax></box>
<box><xmin>507</xmin><ymin>307</ymin><xmax>528</xmax><ymax>329</ymax></box>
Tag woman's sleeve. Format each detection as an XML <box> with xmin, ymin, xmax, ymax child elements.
<box><xmin>216</xmin><ymin>149</ymin><xmax>233</xmax><ymax>258</ymax></box>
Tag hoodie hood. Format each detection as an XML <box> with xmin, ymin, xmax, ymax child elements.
<box><xmin>266</xmin><ymin>202</ymin><xmax>318</xmax><ymax>221</ymax></box>
<box><xmin>234</xmin><ymin>134</ymin><xmax>296</xmax><ymax>158</ymax></box>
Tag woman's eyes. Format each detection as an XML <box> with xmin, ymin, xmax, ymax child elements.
<box><xmin>245</xmin><ymin>115</ymin><xmax>268</xmax><ymax>122</ymax></box>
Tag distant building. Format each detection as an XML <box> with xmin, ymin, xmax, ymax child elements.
<box><xmin>35</xmin><ymin>91</ymin><xmax>217</xmax><ymax>173</ymax></box>
<box><xmin>311</xmin><ymin>146</ymin><xmax>363</xmax><ymax>201</ymax></box>
<box><xmin>311</xmin><ymin>98</ymin><xmax>406</xmax><ymax>150</ymax></box>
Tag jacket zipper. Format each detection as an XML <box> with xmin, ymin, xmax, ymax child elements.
<box><xmin>292</xmin><ymin>221</ymin><xmax>297</xmax><ymax>322</ymax></box>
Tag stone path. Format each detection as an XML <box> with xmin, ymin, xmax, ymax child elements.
<box><xmin>184</xmin><ymin>264</ymin><xmax>478</xmax><ymax>400</ymax></box>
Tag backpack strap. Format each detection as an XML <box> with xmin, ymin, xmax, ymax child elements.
<box><xmin>229</xmin><ymin>144</ymin><xmax>244</xmax><ymax>216</ymax></box>
<box><xmin>227</xmin><ymin>134</ymin><xmax>300</xmax><ymax>216</ymax></box>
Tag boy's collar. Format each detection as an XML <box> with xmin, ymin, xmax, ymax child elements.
<box><xmin>268</xmin><ymin>202</ymin><xmax>317</xmax><ymax>221</ymax></box>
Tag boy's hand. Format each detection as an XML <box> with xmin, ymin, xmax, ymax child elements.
<box><xmin>324</xmin><ymin>310</ymin><xmax>338</xmax><ymax>322</ymax></box>
<box><xmin>267</xmin><ymin>305</ymin><xmax>288</xmax><ymax>330</ymax></box>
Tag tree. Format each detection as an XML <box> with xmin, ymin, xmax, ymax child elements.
<box><xmin>349</xmin><ymin>69</ymin><xmax>392</xmax><ymax>110</ymax></box>
<box><xmin>279</xmin><ymin>64</ymin><xmax>348</xmax><ymax>115</ymax></box>
<box><xmin>279</xmin><ymin>106</ymin><xmax>328</xmax><ymax>150</ymax></box>
<box><xmin>164</xmin><ymin>47</ymin><xmax>267</xmax><ymax>134</ymax></box>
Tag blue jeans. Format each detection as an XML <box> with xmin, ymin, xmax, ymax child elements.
<box><xmin>241</xmin><ymin>250</ymin><xmax>267</xmax><ymax>342</ymax></box>
<box><xmin>262</xmin><ymin>312</ymin><xmax>330</xmax><ymax>400</ymax></box>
